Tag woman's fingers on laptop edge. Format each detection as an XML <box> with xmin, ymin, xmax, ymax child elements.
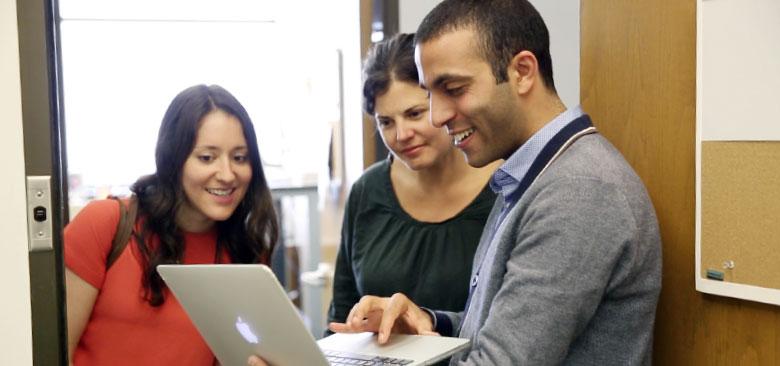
<box><xmin>246</xmin><ymin>355</ymin><xmax>268</xmax><ymax>366</ymax></box>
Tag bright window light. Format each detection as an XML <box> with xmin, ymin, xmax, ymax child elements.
<box><xmin>59</xmin><ymin>1</ymin><xmax>356</xmax><ymax>213</ymax></box>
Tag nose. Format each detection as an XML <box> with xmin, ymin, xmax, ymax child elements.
<box><xmin>395</xmin><ymin>120</ymin><xmax>414</xmax><ymax>142</ymax></box>
<box><xmin>215</xmin><ymin>157</ymin><xmax>237</xmax><ymax>183</ymax></box>
<box><xmin>429</xmin><ymin>93</ymin><xmax>456</xmax><ymax>129</ymax></box>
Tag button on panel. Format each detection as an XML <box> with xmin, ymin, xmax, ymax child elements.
<box><xmin>27</xmin><ymin>176</ymin><xmax>53</xmax><ymax>252</ymax></box>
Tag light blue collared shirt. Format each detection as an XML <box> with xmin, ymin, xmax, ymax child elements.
<box><xmin>489</xmin><ymin>105</ymin><xmax>585</xmax><ymax>227</ymax></box>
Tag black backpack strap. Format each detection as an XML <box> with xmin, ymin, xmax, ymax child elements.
<box><xmin>107</xmin><ymin>196</ymin><xmax>138</xmax><ymax>270</ymax></box>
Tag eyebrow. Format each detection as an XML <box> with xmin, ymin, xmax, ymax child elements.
<box><xmin>192</xmin><ymin>145</ymin><xmax>248</xmax><ymax>151</ymax></box>
<box><xmin>375</xmin><ymin>103</ymin><xmax>428</xmax><ymax>120</ymax></box>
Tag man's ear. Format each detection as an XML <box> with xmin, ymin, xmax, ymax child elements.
<box><xmin>508</xmin><ymin>50</ymin><xmax>538</xmax><ymax>95</ymax></box>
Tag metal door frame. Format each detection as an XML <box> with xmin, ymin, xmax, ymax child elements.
<box><xmin>17</xmin><ymin>0</ymin><xmax>69</xmax><ymax>363</ymax></box>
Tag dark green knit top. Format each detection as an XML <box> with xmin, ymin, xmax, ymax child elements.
<box><xmin>327</xmin><ymin>158</ymin><xmax>497</xmax><ymax>327</ymax></box>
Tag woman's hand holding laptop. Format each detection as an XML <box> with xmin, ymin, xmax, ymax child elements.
<box><xmin>246</xmin><ymin>355</ymin><xmax>268</xmax><ymax>366</ymax></box>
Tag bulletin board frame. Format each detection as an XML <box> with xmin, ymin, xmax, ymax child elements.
<box><xmin>695</xmin><ymin>0</ymin><xmax>780</xmax><ymax>306</ymax></box>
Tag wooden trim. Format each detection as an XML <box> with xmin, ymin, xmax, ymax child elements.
<box><xmin>581</xmin><ymin>0</ymin><xmax>780</xmax><ymax>364</ymax></box>
<box><xmin>359</xmin><ymin>0</ymin><xmax>377</xmax><ymax>169</ymax></box>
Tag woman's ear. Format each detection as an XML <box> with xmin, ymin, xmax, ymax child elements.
<box><xmin>507</xmin><ymin>50</ymin><xmax>538</xmax><ymax>95</ymax></box>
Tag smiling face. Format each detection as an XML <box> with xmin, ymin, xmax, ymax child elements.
<box><xmin>177</xmin><ymin>109</ymin><xmax>252</xmax><ymax>232</ymax></box>
<box><xmin>416</xmin><ymin>27</ymin><xmax>524</xmax><ymax>168</ymax></box>
<box><xmin>374</xmin><ymin>80</ymin><xmax>454</xmax><ymax>170</ymax></box>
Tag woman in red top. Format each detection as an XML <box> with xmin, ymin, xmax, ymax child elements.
<box><xmin>65</xmin><ymin>84</ymin><xmax>279</xmax><ymax>366</ymax></box>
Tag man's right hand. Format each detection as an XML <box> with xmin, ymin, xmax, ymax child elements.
<box><xmin>328</xmin><ymin>293</ymin><xmax>438</xmax><ymax>344</ymax></box>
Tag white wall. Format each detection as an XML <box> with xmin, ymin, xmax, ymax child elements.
<box><xmin>398</xmin><ymin>0</ymin><xmax>581</xmax><ymax>108</ymax></box>
<box><xmin>530</xmin><ymin>0</ymin><xmax>579</xmax><ymax>109</ymax></box>
<box><xmin>335</xmin><ymin>2</ymin><xmax>366</xmax><ymax>189</ymax></box>
<box><xmin>398</xmin><ymin>0</ymin><xmax>443</xmax><ymax>34</ymax></box>
<box><xmin>0</xmin><ymin>0</ymin><xmax>34</xmax><ymax>363</ymax></box>
<box><xmin>700</xmin><ymin>0</ymin><xmax>780</xmax><ymax>141</ymax></box>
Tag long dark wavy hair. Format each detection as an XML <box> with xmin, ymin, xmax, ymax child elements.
<box><xmin>130</xmin><ymin>84</ymin><xmax>279</xmax><ymax>306</ymax></box>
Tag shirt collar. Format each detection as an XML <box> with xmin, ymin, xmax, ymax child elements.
<box><xmin>489</xmin><ymin>105</ymin><xmax>585</xmax><ymax>197</ymax></box>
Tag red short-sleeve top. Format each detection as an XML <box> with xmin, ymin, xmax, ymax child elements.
<box><xmin>65</xmin><ymin>199</ymin><xmax>227</xmax><ymax>366</ymax></box>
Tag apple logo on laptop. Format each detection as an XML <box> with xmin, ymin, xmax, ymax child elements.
<box><xmin>235</xmin><ymin>316</ymin><xmax>260</xmax><ymax>344</ymax></box>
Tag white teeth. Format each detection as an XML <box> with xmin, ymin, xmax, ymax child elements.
<box><xmin>206</xmin><ymin>188</ymin><xmax>232</xmax><ymax>196</ymax></box>
<box><xmin>453</xmin><ymin>128</ymin><xmax>475</xmax><ymax>145</ymax></box>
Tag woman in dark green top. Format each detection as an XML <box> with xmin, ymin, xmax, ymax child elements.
<box><xmin>326</xmin><ymin>33</ymin><xmax>499</xmax><ymax>330</ymax></box>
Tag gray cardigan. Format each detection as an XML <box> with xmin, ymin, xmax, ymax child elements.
<box><xmin>439</xmin><ymin>133</ymin><xmax>662</xmax><ymax>365</ymax></box>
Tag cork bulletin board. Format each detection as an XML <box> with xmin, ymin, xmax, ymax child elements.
<box><xmin>700</xmin><ymin>142</ymin><xmax>780</xmax><ymax>289</ymax></box>
<box><xmin>695</xmin><ymin>0</ymin><xmax>780</xmax><ymax>305</ymax></box>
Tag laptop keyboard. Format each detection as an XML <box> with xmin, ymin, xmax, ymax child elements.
<box><xmin>323</xmin><ymin>350</ymin><xmax>414</xmax><ymax>365</ymax></box>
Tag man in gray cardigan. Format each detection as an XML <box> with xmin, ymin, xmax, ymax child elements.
<box><xmin>303</xmin><ymin>0</ymin><xmax>660</xmax><ymax>365</ymax></box>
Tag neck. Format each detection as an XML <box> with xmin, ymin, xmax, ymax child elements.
<box><xmin>519</xmin><ymin>93</ymin><xmax>568</xmax><ymax>142</ymax></box>
<box><xmin>175</xmin><ymin>206</ymin><xmax>215</xmax><ymax>233</ymax></box>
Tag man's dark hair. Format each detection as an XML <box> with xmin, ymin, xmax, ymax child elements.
<box><xmin>415</xmin><ymin>0</ymin><xmax>556</xmax><ymax>92</ymax></box>
<box><xmin>362</xmin><ymin>33</ymin><xmax>419</xmax><ymax>115</ymax></box>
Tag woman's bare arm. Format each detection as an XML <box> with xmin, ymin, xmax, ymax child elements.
<box><xmin>65</xmin><ymin>268</ymin><xmax>98</xmax><ymax>365</ymax></box>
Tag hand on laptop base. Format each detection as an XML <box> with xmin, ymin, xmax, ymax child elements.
<box><xmin>328</xmin><ymin>293</ymin><xmax>438</xmax><ymax>344</ymax></box>
<box><xmin>246</xmin><ymin>293</ymin><xmax>438</xmax><ymax>365</ymax></box>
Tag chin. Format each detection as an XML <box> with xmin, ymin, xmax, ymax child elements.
<box><xmin>402</xmin><ymin>158</ymin><xmax>434</xmax><ymax>171</ymax></box>
<box><xmin>206</xmin><ymin>209</ymin><xmax>238</xmax><ymax>222</ymax></box>
<box><xmin>464</xmin><ymin>154</ymin><xmax>493</xmax><ymax>168</ymax></box>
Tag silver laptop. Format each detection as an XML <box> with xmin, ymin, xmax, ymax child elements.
<box><xmin>157</xmin><ymin>264</ymin><xmax>470</xmax><ymax>366</ymax></box>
